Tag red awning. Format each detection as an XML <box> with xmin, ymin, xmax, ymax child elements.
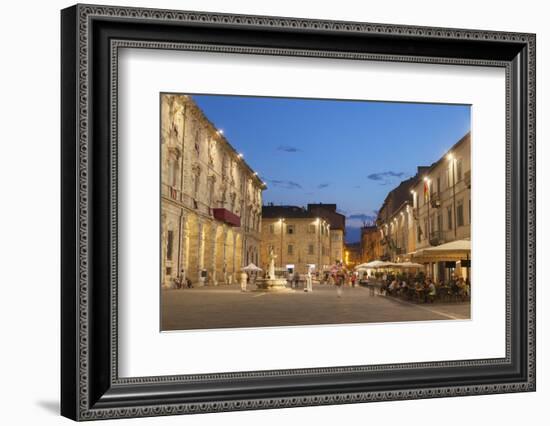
<box><xmin>213</xmin><ymin>208</ymin><xmax>241</xmax><ymax>227</ymax></box>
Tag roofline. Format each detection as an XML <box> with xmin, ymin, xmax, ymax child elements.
<box><xmin>166</xmin><ymin>93</ymin><xmax>267</xmax><ymax>189</ymax></box>
<box><xmin>412</xmin><ymin>131</ymin><xmax>471</xmax><ymax>186</ymax></box>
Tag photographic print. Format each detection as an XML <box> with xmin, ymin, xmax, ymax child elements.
<box><xmin>61</xmin><ymin>6</ymin><xmax>535</xmax><ymax>418</ymax></box>
<box><xmin>160</xmin><ymin>93</ymin><xmax>472</xmax><ymax>331</ymax></box>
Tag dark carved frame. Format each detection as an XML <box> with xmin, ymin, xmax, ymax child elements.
<box><xmin>61</xmin><ymin>3</ymin><xmax>536</xmax><ymax>421</ymax></box>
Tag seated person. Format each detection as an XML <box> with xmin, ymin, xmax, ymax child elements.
<box><xmin>427</xmin><ymin>281</ymin><xmax>437</xmax><ymax>303</ymax></box>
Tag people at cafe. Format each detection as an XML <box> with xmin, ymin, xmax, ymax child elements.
<box><xmin>388</xmin><ymin>279</ymin><xmax>399</xmax><ymax>295</ymax></box>
<box><xmin>457</xmin><ymin>277</ymin><xmax>467</xmax><ymax>300</ymax></box>
<box><xmin>427</xmin><ymin>280</ymin><xmax>437</xmax><ymax>303</ymax></box>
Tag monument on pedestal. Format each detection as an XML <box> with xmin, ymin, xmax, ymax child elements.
<box><xmin>255</xmin><ymin>248</ymin><xmax>291</xmax><ymax>292</ymax></box>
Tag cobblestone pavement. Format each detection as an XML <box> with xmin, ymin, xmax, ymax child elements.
<box><xmin>161</xmin><ymin>283</ymin><xmax>471</xmax><ymax>331</ymax></box>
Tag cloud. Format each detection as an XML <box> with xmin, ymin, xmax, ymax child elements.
<box><xmin>277</xmin><ymin>145</ymin><xmax>301</xmax><ymax>153</ymax></box>
<box><xmin>367</xmin><ymin>171</ymin><xmax>405</xmax><ymax>181</ymax></box>
<box><xmin>269</xmin><ymin>179</ymin><xmax>302</xmax><ymax>189</ymax></box>
<box><xmin>347</xmin><ymin>213</ymin><xmax>377</xmax><ymax>223</ymax></box>
<box><xmin>317</xmin><ymin>183</ymin><xmax>330</xmax><ymax>189</ymax></box>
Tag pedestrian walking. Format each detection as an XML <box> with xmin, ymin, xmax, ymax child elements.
<box><xmin>335</xmin><ymin>272</ymin><xmax>344</xmax><ymax>298</ymax></box>
<box><xmin>293</xmin><ymin>271</ymin><xmax>300</xmax><ymax>289</ymax></box>
<box><xmin>240</xmin><ymin>270</ymin><xmax>248</xmax><ymax>292</ymax></box>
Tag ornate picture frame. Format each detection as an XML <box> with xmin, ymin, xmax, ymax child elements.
<box><xmin>61</xmin><ymin>4</ymin><xmax>535</xmax><ymax>420</ymax></box>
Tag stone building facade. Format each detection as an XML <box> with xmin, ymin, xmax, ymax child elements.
<box><xmin>307</xmin><ymin>203</ymin><xmax>346</xmax><ymax>264</ymax></box>
<box><xmin>161</xmin><ymin>94</ymin><xmax>265</xmax><ymax>288</ymax></box>
<box><xmin>409</xmin><ymin>132</ymin><xmax>471</xmax><ymax>279</ymax></box>
<box><xmin>260</xmin><ymin>205</ymin><xmax>332</xmax><ymax>275</ymax></box>
<box><xmin>378</xmin><ymin>201</ymin><xmax>416</xmax><ymax>262</ymax></box>
<box><xmin>360</xmin><ymin>225</ymin><xmax>382</xmax><ymax>263</ymax></box>
<box><xmin>373</xmin><ymin>132</ymin><xmax>471</xmax><ymax>279</ymax></box>
<box><xmin>410</xmin><ymin>133</ymin><xmax>471</xmax><ymax>250</ymax></box>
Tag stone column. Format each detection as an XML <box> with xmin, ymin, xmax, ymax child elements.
<box><xmin>178</xmin><ymin>211</ymin><xmax>187</xmax><ymax>281</ymax></box>
<box><xmin>222</xmin><ymin>226</ymin><xmax>228</xmax><ymax>284</ymax></box>
<box><xmin>210</xmin><ymin>225</ymin><xmax>218</xmax><ymax>285</ymax></box>
<box><xmin>197</xmin><ymin>219</ymin><xmax>205</xmax><ymax>285</ymax></box>
<box><xmin>232</xmin><ymin>232</ymin><xmax>237</xmax><ymax>281</ymax></box>
<box><xmin>161</xmin><ymin>213</ymin><xmax>168</xmax><ymax>288</ymax></box>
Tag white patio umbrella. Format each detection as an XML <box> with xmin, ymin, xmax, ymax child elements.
<box><xmin>241</xmin><ymin>263</ymin><xmax>263</xmax><ymax>272</ymax></box>
<box><xmin>363</xmin><ymin>260</ymin><xmax>389</xmax><ymax>268</ymax></box>
<box><xmin>393</xmin><ymin>261</ymin><xmax>424</xmax><ymax>268</ymax></box>
<box><xmin>354</xmin><ymin>263</ymin><xmax>371</xmax><ymax>270</ymax></box>
<box><xmin>412</xmin><ymin>239</ymin><xmax>471</xmax><ymax>262</ymax></box>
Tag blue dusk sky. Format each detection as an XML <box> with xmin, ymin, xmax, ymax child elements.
<box><xmin>191</xmin><ymin>94</ymin><xmax>471</xmax><ymax>243</ymax></box>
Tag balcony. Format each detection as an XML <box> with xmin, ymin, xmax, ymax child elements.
<box><xmin>161</xmin><ymin>183</ymin><xmax>181</xmax><ymax>201</ymax></box>
<box><xmin>430</xmin><ymin>194</ymin><xmax>441</xmax><ymax>208</ymax></box>
<box><xmin>429</xmin><ymin>230</ymin><xmax>445</xmax><ymax>246</ymax></box>
<box><xmin>213</xmin><ymin>208</ymin><xmax>241</xmax><ymax>227</ymax></box>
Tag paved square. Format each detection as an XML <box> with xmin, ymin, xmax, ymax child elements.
<box><xmin>161</xmin><ymin>284</ymin><xmax>470</xmax><ymax>331</ymax></box>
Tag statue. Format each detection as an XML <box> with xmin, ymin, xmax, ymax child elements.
<box><xmin>255</xmin><ymin>247</ymin><xmax>290</xmax><ymax>292</ymax></box>
<box><xmin>305</xmin><ymin>266</ymin><xmax>313</xmax><ymax>293</ymax></box>
<box><xmin>268</xmin><ymin>247</ymin><xmax>277</xmax><ymax>279</ymax></box>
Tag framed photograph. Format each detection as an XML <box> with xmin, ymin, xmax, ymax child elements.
<box><xmin>61</xmin><ymin>4</ymin><xmax>536</xmax><ymax>421</ymax></box>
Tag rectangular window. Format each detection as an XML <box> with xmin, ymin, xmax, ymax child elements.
<box><xmin>308</xmin><ymin>224</ymin><xmax>315</xmax><ymax>233</ymax></box>
<box><xmin>457</xmin><ymin>158</ymin><xmax>463</xmax><ymax>181</ymax></box>
<box><xmin>447</xmin><ymin>206</ymin><xmax>453</xmax><ymax>230</ymax></box>
<box><xmin>457</xmin><ymin>200</ymin><xmax>464</xmax><ymax>227</ymax></box>
<box><xmin>308</xmin><ymin>244</ymin><xmax>314</xmax><ymax>255</ymax></box>
<box><xmin>269</xmin><ymin>224</ymin><xmax>274</xmax><ymax>234</ymax></box>
<box><xmin>437</xmin><ymin>213</ymin><xmax>442</xmax><ymax>232</ymax></box>
<box><xmin>287</xmin><ymin>225</ymin><xmax>295</xmax><ymax>235</ymax></box>
<box><xmin>417</xmin><ymin>226</ymin><xmax>422</xmax><ymax>243</ymax></box>
<box><xmin>287</xmin><ymin>244</ymin><xmax>293</xmax><ymax>255</ymax></box>
<box><xmin>166</xmin><ymin>230</ymin><xmax>174</xmax><ymax>260</ymax></box>
<box><xmin>437</xmin><ymin>176</ymin><xmax>441</xmax><ymax>195</ymax></box>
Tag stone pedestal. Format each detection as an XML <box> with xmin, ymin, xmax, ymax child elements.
<box><xmin>255</xmin><ymin>277</ymin><xmax>293</xmax><ymax>292</ymax></box>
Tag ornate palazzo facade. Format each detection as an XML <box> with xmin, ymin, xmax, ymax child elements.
<box><xmin>161</xmin><ymin>94</ymin><xmax>265</xmax><ymax>288</ymax></box>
